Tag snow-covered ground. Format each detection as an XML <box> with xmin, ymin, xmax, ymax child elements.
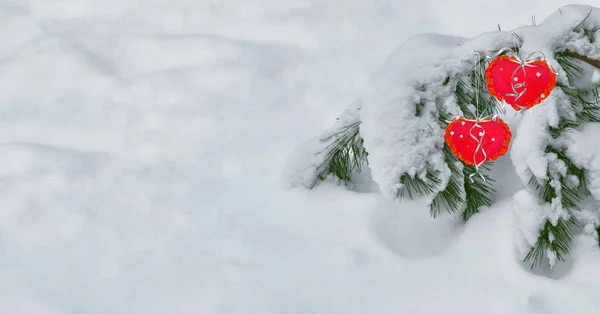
<box><xmin>1</xmin><ymin>0</ymin><xmax>600</xmax><ymax>313</ymax></box>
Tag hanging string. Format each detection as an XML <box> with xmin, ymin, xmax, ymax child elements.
<box><xmin>468</xmin><ymin>52</ymin><xmax>487</xmax><ymax>183</ymax></box>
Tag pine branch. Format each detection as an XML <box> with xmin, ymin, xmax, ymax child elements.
<box><xmin>428</xmin><ymin>146</ymin><xmax>495</xmax><ymax>221</ymax></box>
<box><xmin>458</xmin><ymin>59</ymin><xmax>505</xmax><ymax>118</ymax></box>
<box><xmin>559</xmin><ymin>84</ymin><xmax>600</xmax><ymax>122</ymax></box>
<box><xmin>548</xmin><ymin>118</ymin><xmax>579</xmax><ymax>139</ymax></box>
<box><xmin>311</xmin><ymin>121</ymin><xmax>367</xmax><ymax>188</ymax></box>
<box><xmin>397</xmin><ymin>168</ymin><xmax>442</xmax><ymax>200</ymax></box>
<box><xmin>429</xmin><ymin>65</ymin><xmax>498</xmax><ymax>220</ymax></box>
<box><xmin>544</xmin><ymin>147</ymin><xmax>586</xmax><ymax>209</ymax></box>
<box><xmin>560</xmin><ymin>12</ymin><xmax>600</xmax><ymax>70</ymax></box>
<box><xmin>576</xmin><ymin>90</ymin><xmax>600</xmax><ymax>123</ymax></box>
<box><xmin>524</xmin><ymin>216</ymin><xmax>578</xmax><ymax>269</ymax></box>
<box><xmin>430</xmin><ymin>145</ymin><xmax>464</xmax><ymax>217</ymax></box>
<box><xmin>556</xmin><ymin>54</ymin><xmax>585</xmax><ymax>85</ymax></box>
<box><xmin>528</xmin><ymin>153</ymin><xmax>589</xmax><ymax>234</ymax></box>
<box><xmin>521</xmin><ymin>52</ymin><xmax>599</xmax><ymax>267</ymax></box>
<box><xmin>473</xmin><ymin>68</ymin><xmax>504</xmax><ymax>117</ymax></box>
<box><xmin>461</xmin><ymin>162</ymin><xmax>495</xmax><ymax>221</ymax></box>
<box><xmin>455</xmin><ymin>79</ymin><xmax>475</xmax><ymax>117</ymax></box>
<box><xmin>437</xmin><ymin>111</ymin><xmax>453</xmax><ymax>128</ymax></box>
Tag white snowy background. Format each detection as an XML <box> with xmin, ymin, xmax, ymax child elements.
<box><xmin>1</xmin><ymin>0</ymin><xmax>600</xmax><ymax>313</ymax></box>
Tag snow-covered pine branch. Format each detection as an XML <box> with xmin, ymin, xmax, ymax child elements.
<box><xmin>284</xmin><ymin>4</ymin><xmax>600</xmax><ymax>270</ymax></box>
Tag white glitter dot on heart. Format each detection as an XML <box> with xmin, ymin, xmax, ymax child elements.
<box><xmin>536</xmin><ymin>72</ymin><xmax>541</xmax><ymax>77</ymax></box>
<box><xmin>461</xmin><ymin>122</ymin><xmax>465</xmax><ymax>125</ymax></box>
<box><xmin>492</xmin><ymin>138</ymin><xmax>495</xmax><ymax>141</ymax></box>
<box><xmin>450</xmin><ymin>131</ymin><xmax>455</xmax><ymax>135</ymax></box>
<box><xmin>460</xmin><ymin>135</ymin><xmax>463</xmax><ymax>138</ymax></box>
<box><xmin>514</xmin><ymin>77</ymin><xmax>519</xmax><ymax>81</ymax></box>
<box><xmin>478</xmin><ymin>132</ymin><xmax>483</xmax><ymax>136</ymax></box>
<box><xmin>541</xmin><ymin>94</ymin><xmax>545</xmax><ymax>98</ymax></box>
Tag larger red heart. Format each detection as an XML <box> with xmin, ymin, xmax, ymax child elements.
<box><xmin>485</xmin><ymin>56</ymin><xmax>556</xmax><ymax>111</ymax></box>
<box><xmin>444</xmin><ymin>117</ymin><xmax>511</xmax><ymax>166</ymax></box>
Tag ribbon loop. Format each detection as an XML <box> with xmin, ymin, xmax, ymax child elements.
<box><xmin>469</xmin><ymin>170</ymin><xmax>486</xmax><ymax>183</ymax></box>
<box><xmin>469</xmin><ymin>121</ymin><xmax>488</xmax><ymax>178</ymax></box>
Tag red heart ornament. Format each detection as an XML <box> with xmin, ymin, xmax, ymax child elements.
<box><xmin>444</xmin><ymin>117</ymin><xmax>512</xmax><ymax>166</ymax></box>
<box><xmin>485</xmin><ymin>56</ymin><xmax>556</xmax><ymax>110</ymax></box>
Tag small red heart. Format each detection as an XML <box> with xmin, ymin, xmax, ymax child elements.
<box><xmin>485</xmin><ymin>56</ymin><xmax>556</xmax><ymax>110</ymax></box>
<box><xmin>444</xmin><ymin>117</ymin><xmax>511</xmax><ymax>166</ymax></box>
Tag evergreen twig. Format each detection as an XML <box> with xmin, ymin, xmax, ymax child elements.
<box><xmin>430</xmin><ymin>145</ymin><xmax>464</xmax><ymax>217</ymax></box>
<box><xmin>428</xmin><ymin>62</ymin><xmax>498</xmax><ymax>220</ymax></box>
<box><xmin>397</xmin><ymin>168</ymin><xmax>442</xmax><ymax>200</ymax></box>
<box><xmin>524</xmin><ymin>216</ymin><xmax>578</xmax><ymax>268</ymax></box>
<box><xmin>462</xmin><ymin>162</ymin><xmax>495</xmax><ymax>221</ymax></box>
<box><xmin>573</xmin><ymin>9</ymin><xmax>593</xmax><ymax>31</ymax></box>
<box><xmin>556</xmin><ymin>54</ymin><xmax>584</xmax><ymax>85</ymax></box>
<box><xmin>311</xmin><ymin>121</ymin><xmax>368</xmax><ymax>188</ymax></box>
<box><xmin>306</xmin><ymin>14</ymin><xmax>600</xmax><ymax>268</ymax></box>
<box><xmin>523</xmin><ymin>39</ymin><xmax>600</xmax><ymax>267</ymax></box>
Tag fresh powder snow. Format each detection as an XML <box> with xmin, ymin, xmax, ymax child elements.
<box><xmin>2</xmin><ymin>1</ymin><xmax>600</xmax><ymax>314</ymax></box>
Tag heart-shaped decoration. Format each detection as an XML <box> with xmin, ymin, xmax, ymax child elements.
<box><xmin>444</xmin><ymin>117</ymin><xmax>512</xmax><ymax>166</ymax></box>
<box><xmin>485</xmin><ymin>56</ymin><xmax>556</xmax><ymax>110</ymax></box>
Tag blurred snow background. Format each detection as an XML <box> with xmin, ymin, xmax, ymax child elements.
<box><xmin>1</xmin><ymin>0</ymin><xmax>600</xmax><ymax>313</ymax></box>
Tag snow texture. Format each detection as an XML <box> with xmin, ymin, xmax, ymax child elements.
<box><xmin>513</xmin><ymin>190</ymin><xmax>550</xmax><ymax>260</ymax></box>
<box><xmin>4</xmin><ymin>1</ymin><xmax>600</xmax><ymax>314</ymax></box>
<box><xmin>568</xmin><ymin>123</ymin><xmax>600</xmax><ymax>196</ymax></box>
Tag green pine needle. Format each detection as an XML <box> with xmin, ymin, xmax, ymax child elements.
<box><xmin>584</xmin><ymin>27</ymin><xmax>598</xmax><ymax>43</ymax></box>
<box><xmin>527</xmin><ymin>171</ymin><xmax>581</xmax><ymax>213</ymax></box>
<box><xmin>573</xmin><ymin>9</ymin><xmax>593</xmax><ymax>31</ymax></box>
<box><xmin>311</xmin><ymin>121</ymin><xmax>368</xmax><ymax>188</ymax></box>
<box><xmin>430</xmin><ymin>145</ymin><xmax>465</xmax><ymax>217</ymax></box>
<box><xmin>461</xmin><ymin>162</ymin><xmax>495</xmax><ymax>222</ymax></box>
<box><xmin>577</xmin><ymin>99</ymin><xmax>600</xmax><ymax>123</ymax></box>
<box><xmin>524</xmin><ymin>216</ymin><xmax>578</xmax><ymax>269</ymax></box>
<box><xmin>455</xmin><ymin>63</ymin><xmax>501</xmax><ymax>119</ymax></box>
<box><xmin>437</xmin><ymin>112</ymin><xmax>453</xmax><ymax>128</ymax></box>
<box><xmin>528</xmin><ymin>175</ymin><xmax>555</xmax><ymax>204</ymax></box>
<box><xmin>442</xmin><ymin>76</ymin><xmax>451</xmax><ymax>85</ymax></box>
<box><xmin>430</xmin><ymin>176</ymin><xmax>463</xmax><ymax>217</ymax></box>
<box><xmin>522</xmin><ymin>46</ymin><xmax>599</xmax><ymax>267</ymax></box>
<box><xmin>573</xmin><ymin>9</ymin><xmax>597</xmax><ymax>43</ymax></box>
<box><xmin>455</xmin><ymin>79</ymin><xmax>475</xmax><ymax>118</ymax></box>
<box><xmin>428</xmin><ymin>65</ymin><xmax>498</xmax><ymax>220</ymax></box>
<box><xmin>543</xmin><ymin>147</ymin><xmax>587</xmax><ymax>210</ymax></box>
<box><xmin>415</xmin><ymin>101</ymin><xmax>426</xmax><ymax>117</ymax></box>
<box><xmin>556</xmin><ymin>54</ymin><xmax>584</xmax><ymax>84</ymax></box>
<box><xmin>397</xmin><ymin>168</ymin><xmax>442</xmax><ymax>200</ymax></box>
<box><xmin>548</xmin><ymin>118</ymin><xmax>579</xmax><ymax>139</ymax></box>
<box><xmin>572</xmin><ymin>166</ymin><xmax>591</xmax><ymax>197</ymax></box>
<box><xmin>559</xmin><ymin>84</ymin><xmax>600</xmax><ymax>123</ymax></box>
